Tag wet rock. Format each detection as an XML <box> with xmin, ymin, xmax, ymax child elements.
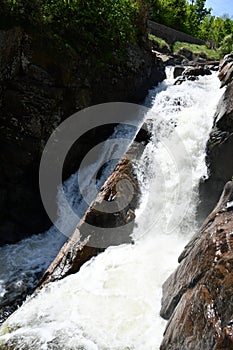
<box><xmin>218</xmin><ymin>53</ymin><xmax>233</xmax><ymax>88</ymax></box>
<box><xmin>198</xmin><ymin>72</ymin><xmax>233</xmax><ymax>222</ymax></box>
<box><xmin>160</xmin><ymin>181</ymin><xmax>233</xmax><ymax>350</ymax></box>
<box><xmin>37</xmin><ymin>129</ymin><xmax>146</xmax><ymax>288</ymax></box>
<box><xmin>0</xmin><ymin>26</ymin><xmax>165</xmax><ymax>244</ymax></box>
<box><xmin>182</xmin><ymin>65</ymin><xmax>212</xmax><ymax>77</ymax></box>
<box><xmin>174</xmin><ymin>75</ymin><xmax>198</xmax><ymax>85</ymax></box>
<box><xmin>173</xmin><ymin>66</ymin><xmax>185</xmax><ymax>79</ymax></box>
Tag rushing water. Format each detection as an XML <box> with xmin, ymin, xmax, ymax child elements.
<box><xmin>0</xmin><ymin>70</ymin><xmax>224</xmax><ymax>349</ymax></box>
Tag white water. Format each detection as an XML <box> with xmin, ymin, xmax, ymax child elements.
<box><xmin>0</xmin><ymin>71</ymin><xmax>224</xmax><ymax>349</ymax></box>
<box><xmin>0</xmin><ymin>124</ymin><xmax>138</xmax><ymax>315</ymax></box>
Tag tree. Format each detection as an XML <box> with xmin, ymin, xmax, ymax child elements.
<box><xmin>151</xmin><ymin>0</ymin><xmax>188</xmax><ymax>32</ymax></box>
<box><xmin>194</xmin><ymin>0</ymin><xmax>210</xmax><ymax>22</ymax></box>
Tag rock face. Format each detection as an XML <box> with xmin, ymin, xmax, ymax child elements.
<box><xmin>37</xmin><ymin>131</ymin><xmax>147</xmax><ymax>288</ymax></box>
<box><xmin>161</xmin><ymin>53</ymin><xmax>233</xmax><ymax>350</ymax></box>
<box><xmin>218</xmin><ymin>53</ymin><xmax>233</xmax><ymax>88</ymax></box>
<box><xmin>0</xmin><ymin>26</ymin><xmax>165</xmax><ymax>244</ymax></box>
<box><xmin>160</xmin><ymin>181</ymin><xmax>233</xmax><ymax>350</ymax></box>
<box><xmin>198</xmin><ymin>54</ymin><xmax>233</xmax><ymax>223</ymax></box>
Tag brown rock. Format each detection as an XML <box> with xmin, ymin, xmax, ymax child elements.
<box><xmin>37</xmin><ymin>136</ymin><xmax>145</xmax><ymax>289</ymax></box>
<box><xmin>218</xmin><ymin>53</ymin><xmax>233</xmax><ymax>88</ymax></box>
<box><xmin>197</xmin><ymin>53</ymin><xmax>233</xmax><ymax>223</ymax></box>
<box><xmin>160</xmin><ymin>181</ymin><xmax>233</xmax><ymax>350</ymax></box>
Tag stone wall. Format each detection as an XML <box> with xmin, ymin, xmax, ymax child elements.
<box><xmin>148</xmin><ymin>20</ymin><xmax>204</xmax><ymax>46</ymax></box>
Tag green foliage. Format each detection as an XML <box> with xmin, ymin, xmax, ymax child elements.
<box><xmin>0</xmin><ymin>0</ymin><xmax>144</xmax><ymax>56</ymax></box>
<box><xmin>173</xmin><ymin>41</ymin><xmax>220</xmax><ymax>60</ymax></box>
<box><xmin>218</xmin><ymin>34</ymin><xmax>233</xmax><ymax>57</ymax></box>
<box><xmin>151</xmin><ymin>0</ymin><xmax>188</xmax><ymax>32</ymax></box>
<box><xmin>1</xmin><ymin>0</ymin><xmax>233</xmax><ymax>59</ymax></box>
<box><xmin>185</xmin><ymin>0</ymin><xmax>211</xmax><ymax>35</ymax></box>
<box><xmin>150</xmin><ymin>0</ymin><xmax>233</xmax><ymax>53</ymax></box>
<box><xmin>199</xmin><ymin>15</ymin><xmax>233</xmax><ymax>49</ymax></box>
<box><xmin>148</xmin><ymin>33</ymin><xmax>171</xmax><ymax>52</ymax></box>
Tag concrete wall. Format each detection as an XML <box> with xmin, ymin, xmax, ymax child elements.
<box><xmin>148</xmin><ymin>20</ymin><xmax>204</xmax><ymax>46</ymax></box>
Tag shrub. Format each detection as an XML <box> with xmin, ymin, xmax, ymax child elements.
<box><xmin>0</xmin><ymin>0</ymin><xmax>143</xmax><ymax>55</ymax></box>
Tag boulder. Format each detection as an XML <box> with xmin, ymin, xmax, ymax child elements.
<box><xmin>174</xmin><ymin>75</ymin><xmax>198</xmax><ymax>85</ymax></box>
<box><xmin>218</xmin><ymin>53</ymin><xmax>233</xmax><ymax>88</ymax></box>
<box><xmin>173</xmin><ymin>65</ymin><xmax>185</xmax><ymax>79</ymax></box>
<box><xmin>37</xmin><ymin>132</ymin><xmax>146</xmax><ymax>288</ymax></box>
<box><xmin>182</xmin><ymin>65</ymin><xmax>212</xmax><ymax>77</ymax></box>
<box><xmin>160</xmin><ymin>181</ymin><xmax>233</xmax><ymax>350</ymax></box>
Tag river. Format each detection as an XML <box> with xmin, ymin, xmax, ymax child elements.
<box><xmin>0</xmin><ymin>69</ymin><xmax>224</xmax><ymax>349</ymax></box>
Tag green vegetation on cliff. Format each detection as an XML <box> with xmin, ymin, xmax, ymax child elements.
<box><xmin>1</xmin><ymin>0</ymin><xmax>233</xmax><ymax>58</ymax></box>
<box><xmin>0</xmin><ymin>0</ymin><xmax>147</xmax><ymax>57</ymax></box>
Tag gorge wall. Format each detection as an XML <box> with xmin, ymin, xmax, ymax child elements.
<box><xmin>198</xmin><ymin>54</ymin><xmax>233</xmax><ymax>223</ymax></box>
<box><xmin>160</xmin><ymin>54</ymin><xmax>233</xmax><ymax>350</ymax></box>
<box><xmin>0</xmin><ymin>26</ymin><xmax>165</xmax><ymax>245</ymax></box>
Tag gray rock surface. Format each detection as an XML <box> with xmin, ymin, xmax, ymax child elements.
<box><xmin>0</xmin><ymin>26</ymin><xmax>165</xmax><ymax>244</ymax></box>
<box><xmin>198</xmin><ymin>55</ymin><xmax>233</xmax><ymax>223</ymax></box>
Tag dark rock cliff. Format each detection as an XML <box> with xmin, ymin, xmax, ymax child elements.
<box><xmin>0</xmin><ymin>26</ymin><xmax>165</xmax><ymax>244</ymax></box>
<box><xmin>198</xmin><ymin>54</ymin><xmax>233</xmax><ymax>223</ymax></box>
<box><xmin>160</xmin><ymin>54</ymin><xmax>233</xmax><ymax>350</ymax></box>
<box><xmin>160</xmin><ymin>182</ymin><xmax>233</xmax><ymax>350</ymax></box>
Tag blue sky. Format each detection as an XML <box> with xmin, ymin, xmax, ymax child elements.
<box><xmin>205</xmin><ymin>0</ymin><xmax>233</xmax><ymax>18</ymax></box>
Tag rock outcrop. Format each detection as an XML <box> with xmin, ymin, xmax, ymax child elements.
<box><xmin>161</xmin><ymin>54</ymin><xmax>233</xmax><ymax>350</ymax></box>
<box><xmin>198</xmin><ymin>54</ymin><xmax>233</xmax><ymax>223</ymax></box>
<box><xmin>0</xmin><ymin>26</ymin><xmax>165</xmax><ymax>244</ymax></box>
<box><xmin>37</xmin><ymin>131</ymin><xmax>147</xmax><ymax>288</ymax></box>
<box><xmin>182</xmin><ymin>65</ymin><xmax>212</xmax><ymax>77</ymax></box>
<box><xmin>173</xmin><ymin>65</ymin><xmax>212</xmax><ymax>85</ymax></box>
<box><xmin>160</xmin><ymin>181</ymin><xmax>233</xmax><ymax>350</ymax></box>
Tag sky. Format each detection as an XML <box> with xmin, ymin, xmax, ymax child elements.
<box><xmin>205</xmin><ymin>0</ymin><xmax>233</xmax><ymax>18</ymax></box>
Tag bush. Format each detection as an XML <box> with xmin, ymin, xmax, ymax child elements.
<box><xmin>0</xmin><ymin>0</ymin><xmax>143</xmax><ymax>55</ymax></box>
<box><xmin>219</xmin><ymin>34</ymin><xmax>233</xmax><ymax>57</ymax></box>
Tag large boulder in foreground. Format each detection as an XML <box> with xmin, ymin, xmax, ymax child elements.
<box><xmin>198</xmin><ymin>54</ymin><xmax>233</xmax><ymax>222</ymax></box>
<box><xmin>160</xmin><ymin>181</ymin><xmax>233</xmax><ymax>350</ymax></box>
<box><xmin>37</xmin><ymin>128</ymin><xmax>148</xmax><ymax>288</ymax></box>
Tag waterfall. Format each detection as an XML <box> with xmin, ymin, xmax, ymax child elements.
<box><xmin>0</xmin><ymin>71</ymin><xmax>224</xmax><ymax>349</ymax></box>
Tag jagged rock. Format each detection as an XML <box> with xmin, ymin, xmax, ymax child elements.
<box><xmin>173</xmin><ymin>65</ymin><xmax>185</xmax><ymax>79</ymax></box>
<box><xmin>218</xmin><ymin>53</ymin><xmax>233</xmax><ymax>88</ymax></box>
<box><xmin>198</xmin><ymin>78</ymin><xmax>233</xmax><ymax>222</ymax></box>
<box><xmin>174</xmin><ymin>75</ymin><xmax>198</xmax><ymax>85</ymax></box>
<box><xmin>0</xmin><ymin>26</ymin><xmax>165</xmax><ymax>244</ymax></box>
<box><xmin>37</xmin><ymin>134</ymin><xmax>146</xmax><ymax>288</ymax></box>
<box><xmin>182</xmin><ymin>65</ymin><xmax>212</xmax><ymax>77</ymax></box>
<box><xmin>160</xmin><ymin>181</ymin><xmax>233</xmax><ymax>350</ymax></box>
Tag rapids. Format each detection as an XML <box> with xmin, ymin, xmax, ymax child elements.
<box><xmin>0</xmin><ymin>70</ymin><xmax>224</xmax><ymax>349</ymax></box>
